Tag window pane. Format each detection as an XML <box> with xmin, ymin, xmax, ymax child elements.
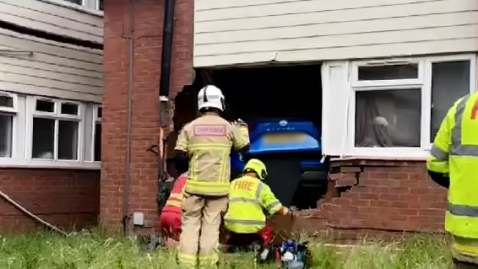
<box><xmin>94</xmin><ymin>123</ymin><xmax>102</xmax><ymax>162</ymax></box>
<box><xmin>36</xmin><ymin>100</ymin><xmax>54</xmax><ymax>113</ymax></box>
<box><xmin>0</xmin><ymin>95</ymin><xmax>13</xmax><ymax>108</ymax></box>
<box><xmin>63</xmin><ymin>0</ymin><xmax>82</xmax><ymax>4</ymax></box>
<box><xmin>59</xmin><ymin>121</ymin><xmax>78</xmax><ymax>160</ymax></box>
<box><xmin>32</xmin><ymin>118</ymin><xmax>54</xmax><ymax>159</ymax></box>
<box><xmin>355</xmin><ymin>89</ymin><xmax>421</xmax><ymax>147</ymax></box>
<box><xmin>99</xmin><ymin>0</ymin><xmax>104</xmax><ymax>10</ymax></box>
<box><xmin>358</xmin><ymin>64</ymin><xmax>418</xmax><ymax>80</ymax></box>
<box><xmin>0</xmin><ymin>114</ymin><xmax>13</xmax><ymax>158</ymax></box>
<box><xmin>431</xmin><ymin>61</ymin><xmax>470</xmax><ymax>141</ymax></box>
<box><xmin>97</xmin><ymin>107</ymin><xmax>102</xmax><ymax>118</ymax></box>
<box><xmin>61</xmin><ymin>102</ymin><xmax>78</xmax><ymax>115</ymax></box>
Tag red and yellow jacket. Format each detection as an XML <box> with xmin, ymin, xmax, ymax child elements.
<box><xmin>161</xmin><ymin>172</ymin><xmax>188</xmax><ymax>215</ymax></box>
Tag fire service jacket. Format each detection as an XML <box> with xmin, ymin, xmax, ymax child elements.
<box><xmin>175</xmin><ymin>114</ymin><xmax>249</xmax><ymax>196</ymax></box>
<box><xmin>224</xmin><ymin>175</ymin><xmax>288</xmax><ymax>234</ymax></box>
<box><xmin>161</xmin><ymin>172</ymin><xmax>188</xmax><ymax>215</ymax></box>
<box><xmin>427</xmin><ymin>92</ymin><xmax>478</xmax><ymax>249</ymax></box>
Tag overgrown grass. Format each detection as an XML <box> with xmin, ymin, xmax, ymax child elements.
<box><xmin>0</xmin><ymin>231</ymin><xmax>454</xmax><ymax>269</ymax></box>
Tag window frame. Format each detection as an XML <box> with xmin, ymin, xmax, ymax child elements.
<box><xmin>91</xmin><ymin>105</ymin><xmax>102</xmax><ymax>163</ymax></box>
<box><xmin>346</xmin><ymin>54</ymin><xmax>476</xmax><ymax>158</ymax></box>
<box><xmin>27</xmin><ymin>97</ymin><xmax>84</xmax><ymax>162</ymax></box>
<box><xmin>39</xmin><ymin>0</ymin><xmax>104</xmax><ymax>13</ymax></box>
<box><xmin>0</xmin><ymin>92</ymin><xmax>18</xmax><ymax>159</ymax></box>
<box><xmin>0</xmin><ymin>94</ymin><xmax>100</xmax><ymax>169</ymax></box>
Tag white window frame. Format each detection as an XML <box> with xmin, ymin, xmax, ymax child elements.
<box><xmin>38</xmin><ymin>0</ymin><xmax>104</xmax><ymax>14</ymax></box>
<box><xmin>26</xmin><ymin>97</ymin><xmax>84</xmax><ymax>163</ymax></box>
<box><xmin>345</xmin><ymin>54</ymin><xmax>476</xmax><ymax>158</ymax></box>
<box><xmin>92</xmin><ymin>105</ymin><xmax>102</xmax><ymax>163</ymax></box>
<box><xmin>0</xmin><ymin>93</ymin><xmax>101</xmax><ymax>169</ymax></box>
<box><xmin>0</xmin><ymin>92</ymin><xmax>18</xmax><ymax>159</ymax></box>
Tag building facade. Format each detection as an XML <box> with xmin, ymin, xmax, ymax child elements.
<box><xmin>103</xmin><ymin>0</ymin><xmax>477</xmax><ymax>240</ymax></box>
<box><xmin>0</xmin><ymin>0</ymin><xmax>103</xmax><ymax>232</ymax></box>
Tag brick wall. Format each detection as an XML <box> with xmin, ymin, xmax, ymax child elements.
<box><xmin>0</xmin><ymin>169</ymin><xmax>100</xmax><ymax>233</ymax></box>
<box><xmin>294</xmin><ymin>160</ymin><xmax>448</xmax><ymax>242</ymax></box>
<box><xmin>101</xmin><ymin>0</ymin><xmax>193</xmax><ymax>232</ymax></box>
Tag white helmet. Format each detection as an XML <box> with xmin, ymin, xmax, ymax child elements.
<box><xmin>197</xmin><ymin>85</ymin><xmax>225</xmax><ymax>111</ymax></box>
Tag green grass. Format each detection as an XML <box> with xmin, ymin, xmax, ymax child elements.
<box><xmin>0</xmin><ymin>231</ymin><xmax>454</xmax><ymax>269</ymax></box>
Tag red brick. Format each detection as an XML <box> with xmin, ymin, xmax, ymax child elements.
<box><xmin>0</xmin><ymin>169</ymin><xmax>99</xmax><ymax>233</ymax></box>
<box><xmin>101</xmin><ymin>0</ymin><xmax>194</xmax><ymax>231</ymax></box>
<box><xmin>340</xmin><ymin>167</ymin><xmax>362</xmax><ymax>173</ymax></box>
<box><xmin>360</xmin><ymin>193</ymin><xmax>379</xmax><ymax>200</ymax></box>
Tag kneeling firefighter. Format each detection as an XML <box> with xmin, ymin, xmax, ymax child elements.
<box><xmin>224</xmin><ymin>159</ymin><xmax>290</xmax><ymax>249</ymax></box>
<box><xmin>159</xmin><ymin>172</ymin><xmax>188</xmax><ymax>244</ymax></box>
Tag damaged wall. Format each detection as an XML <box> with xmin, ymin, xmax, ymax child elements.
<box><xmin>293</xmin><ymin>160</ymin><xmax>447</xmax><ymax>242</ymax></box>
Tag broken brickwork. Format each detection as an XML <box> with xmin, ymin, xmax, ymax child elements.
<box><xmin>292</xmin><ymin>160</ymin><xmax>448</xmax><ymax>242</ymax></box>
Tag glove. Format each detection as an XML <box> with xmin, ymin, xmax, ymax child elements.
<box><xmin>232</xmin><ymin>118</ymin><xmax>248</xmax><ymax>127</ymax></box>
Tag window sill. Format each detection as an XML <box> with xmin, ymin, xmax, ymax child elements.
<box><xmin>333</xmin><ymin>148</ymin><xmax>429</xmax><ymax>161</ymax></box>
<box><xmin>37</xmin><ymin>0</ymin><xmax>104</xmax><ymax>17</ymax></box>
<box><xmin>0</xmin><ymin>159</ymin><xmax>100</xmax><ymax>170</ymax></box>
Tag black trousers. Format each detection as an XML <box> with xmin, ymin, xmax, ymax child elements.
<box><xmin>454</xmin><ymin>258</ymin><xmax>478</xmax><ymax>269</ymax></box>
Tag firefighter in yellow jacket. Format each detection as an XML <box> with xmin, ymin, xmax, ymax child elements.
<box><xmin>224</xmin><ymin>159</ymin><xmax>290</xmax><ymax>249</ymax></box>
<box><xmin>427</xmin><ymin>92</ymin><xmax>478</xmax><ymax>269</ymax></box>
<box><xmin>174</xmin><ymin>85</ymin><xmax>249</xmax><ymax>269</ymax></box>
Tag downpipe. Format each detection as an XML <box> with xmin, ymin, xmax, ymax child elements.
<box><xmin>123</xmin><ymin>0</ymin><xmax>135</xmax><ymax>236</ymax></box>
<box><xmin>156</xmin><ymin>0</ymin><xmax>176</xmax><ymax>207</ymax></box>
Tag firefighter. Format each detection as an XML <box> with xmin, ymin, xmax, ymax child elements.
<box><xmin>224</xmin><ymin>159</ymin><xmax>290</xmax><ymax>249</ymax></box>
<box><xmin>159</xmin><ymin>171</ymin><xmax>188</xmax><ymax>245</ymax></box>
<box><xmin>427</xmin><ymin>92</ymin><xmax>478</xmax><ymax>269</ymax></box>
<box><xmin>175</xmin><ymin>85</ymin><xmax>250</xmax><ymax>269</ymax></box>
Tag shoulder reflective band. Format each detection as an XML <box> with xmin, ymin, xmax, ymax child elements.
<box><xmin>255</xmin><ymin>182</ymin><xmax>263</xmax><ymax>198</ymax></box>
<box><xmin>449</xmin><ymin>203</ymin><xmax>478</xmax><ymax>217</ymax></box>
<box><xmin>451</xmin><ymin>95</ymin><xmax>478</xmax><ymax>157</ymax></box>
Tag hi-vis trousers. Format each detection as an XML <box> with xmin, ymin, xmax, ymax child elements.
<box><xmin>178</xmin><ymin>193</ymin><xmax>228</xmax><ymax>269</ymax></box>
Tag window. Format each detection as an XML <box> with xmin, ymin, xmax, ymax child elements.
<box><xmin>63</xmin><ymin>0</ymin><xmax>82</xmax><ymax>4</ymax></box>
<box><xmin>345</xmin><ymin>55</ymin><xmax>476</xmax><ymax>157</ymax></box>
<box><xmin>430</xmin><ymin>61</ymin><xmax>470</xmax><ymax>141</ymax></box>
<box><xmin>0</xmin><ymin>93</ymin><xmax>16</xmax><ymax>158</ymax></box>
<box><xmin>0</xmin><ymin>93</ymin><xmax>100</xmax><ymax>168</ymax></box>
<box><xmin>355</xmin><ymin>89</ymin><xmax>421</xmax><ymax>148</ymax></box>
<box><xmin>60</xmin><ymin>0</ymin><xmax>102</xmax><ymax>10</ymax></box>
<box><xmin>93</xmin><ymin>106</ymin><xmax>102</xmax><ymax>162</ymax></box>
<box><xmin>31</xmin><ymin>99</ymin><xmax>80</xmax><ymax>161</ymax></box>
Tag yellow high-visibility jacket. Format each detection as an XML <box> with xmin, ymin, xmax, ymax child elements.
<box><xmin>224</xmin><ymin>175</ymin><xmax>286</xmax><ymax>234</ymax></box>
<box><xmin>427</xmin><ymin>92</ymin><xmax>478</xmax><ymax>246</ymax></box>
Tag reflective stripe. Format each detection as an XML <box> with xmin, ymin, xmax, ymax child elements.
<box><xmin>224</xmin><ymin>218</ymin><xmax>264</xmax><ymax>225</ymax></box>
<box><xmin>267</xmin><ymin>200</ymin><xmax>280</xmax><ymax>211</ymax></box>
<box><xmin>255</xmin><ymin>182</ymin><xmax>263</xmax><ymax>199</ymax></box>
<box><xmin>185</xmin><ymin>180</ymin><xmax>229</xmax><ymax>195</ymax></box>
<box><xmin>189</xmin><ymin>143</ymin><xmax>231</xmax><ymax>149</ymax></box>
<box><xmin>186</xmin><ymin>181</ymin><xmax>229</xmax><ymax>188</ymax></box>
<box><xmin>430</xmin><ymin>144</ymin><xmax>449</xmax><ymax>161</ymax></box>
<box><xmin>177</xmin><ymin>252</ymin><xmax>198</xmax><ymax>267</ymax></box>
<box><xmin>166</xmin><ymin>201</ymin><xmax>182</xmax><ymax>208</ymax></box>
<box><xmin>170</xmin><ymin>193</ymin><xmax>183</xmax><ymax>199</ymax></box>
<box><xmin>229</xmin><ymin>197</ymin><xmax>260</xmax><ymax>204</ymax></box>
<box><xmin>449</xmin><ymin>203</ymin><xmax>478</xmax><ymax>217</ymax></box>
<box><xmin>451</xmin><ymin>95</ymin><xmax>478</xmax><ymax>157</ymax></box>
<box><xmin>219</xmin><ymin>148</ymin><xmax>229</xmax><ymax>182</ymax></box>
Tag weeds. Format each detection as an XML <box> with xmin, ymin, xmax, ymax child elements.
<box><xmin>0</xmin><ymin>231</ymin><xmax>453</xmax><ymax>269</ymax></box>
